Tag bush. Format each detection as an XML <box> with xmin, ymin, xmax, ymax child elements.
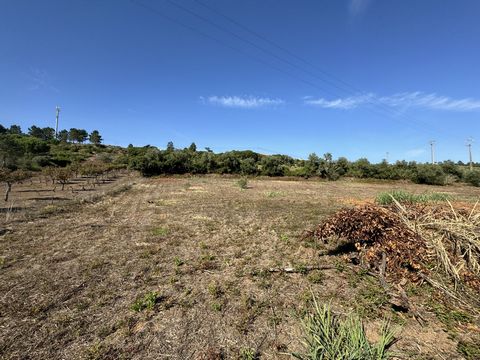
<box><xmin>414</xmin><ymin>165</ymin><xmax>447</xmax><ymax>185</ymax></box>
<box><xmin>260</xmin><ymin>156</ymin><xmax>285</xmax><ymax>176</ymax></box>
<box><xmin>465</xmin><ymin>170</ymin><xmax>480</xmax><ymax>187</ymax></box>
<box><xmin>236</xmin><ymin>177</ymin><xmax>248</xmax><ymax>189</ymax></box>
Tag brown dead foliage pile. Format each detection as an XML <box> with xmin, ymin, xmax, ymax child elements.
<box><xmin>306</xmin><ymin>202</ymin><xmax>480</xmax><ymax>293</ymax></box>
<box><xmin>305</xmin><ymin>204</ymin><xmax>428</xmax><ymax>281</ymax></box>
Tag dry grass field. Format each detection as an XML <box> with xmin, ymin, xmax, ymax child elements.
<box><xmin>1</xmin><ymin>175</ymin><xmax>479</xmax><ymax>359</ymax></box>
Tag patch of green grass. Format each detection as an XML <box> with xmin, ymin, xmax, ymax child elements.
<box><xmin>279</xmin><ymin>233</ymin><xmax>290</xmax><ymax>244</ymax></box>
<box><xmin>173</xmin><ymin>256</ymin><xmax>184</xmax><ymax>267</ymax></box>
<box><xmin>211</xmin><ymin>301</ymin><xmax>223</xmax><ymax>312</ymax></box>
<box><xmin>354</xmin><ymin>279</ymin><xmax>389</xmax><ymax>318</ymax></box>
<box><xmin>294</xmin><ymin>262</ymin><xmax>309</xmax><ymax>275</ymax></box>
<box><xmin>151</xmin><ymin>227</ymin><xmax>168</xmax><ymax>236</ymax></box>
<box><xmin>264</xmin><ymin>190</ymin><xmax>283</xmax><ymax>198</ymax></box>
<box><xmin>207</xmin><ymin>281</ymin><xmax>223</xmax><ymax>298</ymax></box>
<box><xmin>131</xmin><ymin>291</ymin><xmax>162</xmax><ymax>312</ymax></box>
<box><xmin>429</xmin><ymin>302</ymin><xmax>473</xmax><ymax>331</ymax></box>
<box><xmin>375</xmin><ymin>190</ymin><xmax>451</xmax><ymax>205</ymax></box>
<box><xmin>307</xmin><ymin>270</ymin><xmax>324</xmax><ymax>284</ymax></box>
<box><xmin>334</xmin><ymin>259</ymin><xmax>346</xmax><ymax>273</ymax></box>
<box><xmin>239</xmin><ymin>348</ymin><xmax>259</xmax><ymax>360</ymax></box>
<box><xmin>293</xmin><ymin>299</ymin><xmax>397</xmax><ymax>360</ymax></box>
<box><xmin>201</xmin><ymin>253</ymin><xmax>215</xmax><ymax>262</ymax></box>
<box><xmin>457</xmin><ymin>340</ymin><xmax>480</xmax><ymax>360</ymax></box>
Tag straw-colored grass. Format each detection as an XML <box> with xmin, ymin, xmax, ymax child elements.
<box><xmin>391</xmin><ymin>197</ymin><xmax>480</xmax><ymax>292</ymax></box>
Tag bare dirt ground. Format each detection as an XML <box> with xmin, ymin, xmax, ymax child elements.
<box><xmin>1</xmin><ymin>176</ymin><xmax>479</xmax><ymax>359</ymax></box>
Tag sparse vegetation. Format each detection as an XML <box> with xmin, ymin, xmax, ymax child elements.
<box><xmin>457</xmin><ymin>340</ymin><xmax>480</xmax><ymax>360</ymax></box>
<box><xmin>236</xmin><ymin>177</ymin><xmax>248</xmax><ymax>189</ymax></box>
<box><xmin>151</xmin><ymin>226</ymin><xmax>168</xmax><ymax>236</ymax></box>
<box><xmin>375</xmin><ymin>190</ymin><xmax>451</xmax><ymax>205</ymax></box>
<box><xmin>294</xmin><ymin>300</ymin><xmax>397</xmax><ymax>360</ymax></box>
<box><xmin>131</xmin><ymin>291</ymin><xmax>162</xmax><ymax>312</ymax></box>
<box><xmin>2</xmin><ymin>174</ymin><xmax>478</xmax><ymax>359</ymax></box>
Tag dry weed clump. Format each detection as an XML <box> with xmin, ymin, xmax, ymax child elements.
<box><xmin>393</xmin><ymin>200</ymin><xmax>480</xmax><ymax>291</ymax></box>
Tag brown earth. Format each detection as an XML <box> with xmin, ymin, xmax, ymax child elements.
<box><xmin>1</xmin><ymin>175</ymin><xmax>479</xmax><ymax>359</ymax></box>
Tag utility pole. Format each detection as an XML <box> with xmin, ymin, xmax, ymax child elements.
<box><xmin>55</xmin><ymin>106</ymin><xmax>60</xmax><ymax>138</ymax></box>
<box><xmin>466</xmin><ymin>137</ymin><xmax>474</xmax><ymax>170</ymax></box>
<box><xmin>385</xmin><ymin>151</ymin><xmax>389</xmax><ymax>164</ymax></box>
<box><xmin>429</xmin><ymin>140</ymin><xmax>436</xmax><ymax>165</ymax></box>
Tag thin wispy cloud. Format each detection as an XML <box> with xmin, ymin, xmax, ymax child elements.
<box><xmin>25</xmin><ymin>67</ymin><xmax>59</xmax><ymax>92</ymax></box>
<box><xmin>304</xmin><ymin>94</ymin><xmax>374</xmax><ymax>109</ymax></box>
<box><xmin>305</xmin><ymin>92</ymin><xmax>480</xmax><ymax>112</ymax></box>
<box><xmin>202</xmin><ymin>95</ymin><xmax>284</xmax><ymax>109</ymax></box>
<box><xmin>349</xmin><ymin>0</ymin><xmax>372</xmax><ymax>17</ymax></box>
<box><xmin>405</xmin><ymin>148</ymin><xmax>426</xmax><ymax>158</ymax></box>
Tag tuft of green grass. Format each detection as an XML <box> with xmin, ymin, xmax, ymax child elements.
<box><xmin>293</xmin><ymin>298</ymin><xmax>397</xmax><ymax>360</ymax></box>
<box><xmin>173</xmin><ymin>256</ymin><xmax>184</xmax><ymax>267</ymax></box>
<box><xmin>264</xmin><ymin>190</ymin><xmax>283</xmax><ymax>198</ymax></box>
<box><xmin>239</xmin><ymin>348</ymin><xmax>259</xmax><ymax>360</ymax></box>
<box><xmin>428</xmin><ymin>301</ymin><xmax>473</xmax><ymax>332</ymax></box>
<box><xmin>207</xmin><ymin>281</ymin><xmax>223</xmax><ymax>298</ymax></box>
<box><xmin>457</xmin><ymin>340</ymin><xmax>480</xmax><ymax>360</ymax></box>
<box><xmin>131</xmin><ymin>291</ymin><xmax>162</xmax><ymax>312</ymax></box>
<box><xmin>307</xmin><ymin>270</ymin><xmax>324</xmax><ymax>284</ymax></box>
<box><xmin>151</xmin><ymin>227</ymin><xmax>168</xmax><ymax>236</ymax></box>
<box><xmin>211</xmin><ymin>301</ymin><xmax>223</xmax><ymax>312</ymax></box>
<box><xmin>375</xmin><ymin>190</ymin><xmax>451</xmax><ymax>205</ymax></box>
<box><xmin>334</xmin><ymin>259</ymin><xmax>346</xmax><ymax>273</ymax></box>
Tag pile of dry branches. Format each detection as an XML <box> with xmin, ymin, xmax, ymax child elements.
<box><xmin>305</xmin><ymin>204</ymin><xmax>428</xmax><ymax>281</ymax></box>
<box><xmin>306</xmin><ymin>200</ymin><xmax>480</xmax><ymax>293</ymax></box>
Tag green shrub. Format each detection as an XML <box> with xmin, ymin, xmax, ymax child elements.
<box><xmin>414</xmin><ymin>165</ymin><xmax>447</xmax><ymax>185</ymax></box>
<box><xmin>236</xmin><ymin>177</ymin><xmax>248</xmax><ymax>189</ymax></box>
<box><xmin>464</xmin><ymin>170</ymin><xmax>480</xmax><ymax>187</ymax></box>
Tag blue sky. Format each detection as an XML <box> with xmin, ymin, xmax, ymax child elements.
<box><xmin>1</xmin><ymin>0</ymin><xmax>480</xmax><ymax>163</ymax></box>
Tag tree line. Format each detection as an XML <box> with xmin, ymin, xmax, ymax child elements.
<box><xmin>0</xmin><ymin>123</ymin><xmax>119</xmax><ymax>201</ymax></box>
<box><xmin>1</xmin><ymin>123</ymin><xmax>479</xmax><ymax>190</ymax></box>
<box><xmin>0</xmin><ymin>124</ymin><xmax>102</xmax><ymax>144</ymax></box>
<box><xmin>126</xmin><ymin>142</ymin><xmax>480</xmax><ymax>187</ymax></box>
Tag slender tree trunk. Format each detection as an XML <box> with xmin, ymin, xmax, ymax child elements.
<box><xmin>4</xmin><ymin>181</ymin><xmax>11</xmax><ymax>202</ymax></box>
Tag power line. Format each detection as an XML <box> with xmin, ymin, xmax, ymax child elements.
<box><xmin>129</xmin><ymin>0</ymin><xmax>455</xmax><ymax>140</ymax></box>
<box><xmin>188</xmin><ymin>0</ymin><xmax>450</xmax><ymax>137</ymax></box>
<box><xmin>130</xmin><ymin>0</ymin><xmax>425</xmax><ymax>127</ymax></box>
<box><xmin>129</xmin><ymin>0</ymin><xmax>354</xmax><ymax>101</ymax></box>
